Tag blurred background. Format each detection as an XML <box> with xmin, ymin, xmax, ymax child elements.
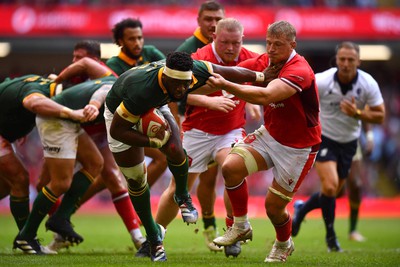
<box><xmin>0</xmin><ymin>1</ymin><xmax>399</xmax><ymax>204</ymax></box>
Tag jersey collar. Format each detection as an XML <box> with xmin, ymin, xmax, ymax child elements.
<box><xmin>334</xmin><ymin>70</ymin><xmax>359</xmax><ymax>95</ymax></box>
<box><xmin>118</xmin><ymin>51</ymin><xmax>143</xmax><ymax>66</ymax></box>
<box><xmin>193</xmin><ymin>27</ymin><xmax>210</xmax><ymax>45</ymax></box>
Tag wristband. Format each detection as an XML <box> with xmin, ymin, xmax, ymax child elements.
<box><xmin>353</xmin><ymin>109</ymin><xmax>362</xmax><ymax>119</ymax></box>
<box><xmin>60</xmin><ymin>107</ymin><xmax>72</xmax><ymax>119</ymax></box>
<box><xmin>255</xmin><ymin>72</ymin><xmax>265</xmax><ymax>82</ymax></box>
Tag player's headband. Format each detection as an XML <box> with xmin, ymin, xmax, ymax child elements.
<box><xmin>163</xmin><ymin>66</ymin><xmax>192</xmax><ymax>80</ymax></box>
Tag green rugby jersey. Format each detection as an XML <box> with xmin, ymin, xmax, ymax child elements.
<box><xmin>0</xmin><ymin>75</ymin><xmax>52</xmax><ymax>142</ymax></box>
<box><xmin>53</xmin><ymin>75</ymin><xmax>117</xmax><ymax>125</ymax></box>
<box><xmin>106</xmin><ymin>45</ymin><xmax>165</xmax><ymax>76</ymax></box>
<box><xmin>106</xmin><ymin>60</ymin><xmax>212</xmax><ymax>116</ymax></box>
<box><xmin>175</xmin><ymin>28</ymin><xmax>210</xmax><ymax>54</ymax></box>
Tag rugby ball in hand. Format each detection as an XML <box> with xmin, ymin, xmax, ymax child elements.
<box><xmin>136</xmin><ymin>108</ymin><xmax>168</xmax><ymax>137</ymax></box>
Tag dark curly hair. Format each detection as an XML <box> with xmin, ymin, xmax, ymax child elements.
<box><xmin>166</xmin><ymin>52</ymin><xmax>193</xmax><ymax>71</ymax></box>
<box><xmin>74</xmin><ymin>40</ymin><xmax>101</xmax><ymax>58</ymax></box>
<box><xmin>112</xmin><ymin>18</ymin><xmax>143</xmax><ymax>45</ymax></box>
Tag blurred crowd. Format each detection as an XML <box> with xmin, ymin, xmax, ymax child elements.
<box><xmin>2</xmin><ymin>0</ymin><xmax>400</xmax><ymax>8</ymax></box>
<box><xmin>1</xmin><ymin>0</ymin><xmax>399</xmax><ymax>202</ymax></box>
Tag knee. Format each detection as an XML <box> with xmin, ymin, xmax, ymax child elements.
<box><xmin>119</xmin><ymin>162</ymin><xmax>147</xmax><ymax>191</ymax></box>
<box><xmin>221</xmin><ymin>161</ymin><xmax>240</xmax><ymax>184</ymax></box>
<box><xmin>10</xmin><ymin>168</ymin><xmax>30</xmax><ymax>195</ymax></box>
<box><xmin>51</xmin><ymin>179</ymin><xmax>73</xmax><ymax>195</ymax></box>
<box><xmin>152</xmin><ymin>155</ymin><xmax>168</xmax><ymax>168</ymax></box>
<box><xmin>101</xmin><ymin>165</ymin><xmax>123</xmax><ymax>188</ymax></box>
<box><xmin>322</xmin><ymin>185</ymin><xmax>337</xmax><ymax>197</ymax></box>
<box><xmin>81</xmin><ymin>155</ymin><xmax>104</xmax><ymax>178</ymax></box>
<box><xmin>265</xmin><ymin>201</ymin><xmax>287</xmax><ymax>224</ymax></box>
<box><xmin>14</xmin><ymin>169</ymin><xmax>30</xmax><ymax>189</ymax></box>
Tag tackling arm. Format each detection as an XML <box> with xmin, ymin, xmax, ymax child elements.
<box><xmin>206</xmin><ymin>74</ymin><xmax>296</xmax><ymax>106</ymax></box>
<box><xmin>22</xmin><ymin>93</ymin><xmax>88</xmax><ymax>122</ymax></box>
<box><xmin>55</xmin><ymin>57</ymin><xmax>111</xmax><ymax>84</ymax></box>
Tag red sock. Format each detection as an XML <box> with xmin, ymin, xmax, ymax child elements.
<box><xmin>274</xmin><ymin>215</ymin><xmax>292</xmax><ymax>242</ymax></box>
<box><xmin>225</xmin><ymin>215</ymin><xmax>234</xmax><ymax>228</ymax></box>
<box><xmin>48</xmin><ymin>197</ymin><xmax>61</xmax><ymax>216</ymax></box>
<box><xmin>226</xmin><ymin>179</ymin><xmax>248</xmax><ymax>217</ymax></box>
<box><xmin>112</xmin><ymin>191</ymin><xmax>141</xmax><ymax>231</ymax></box>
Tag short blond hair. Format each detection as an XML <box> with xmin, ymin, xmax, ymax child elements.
<box><xmin>267</xmin><ymin>20</ymin><xmax>296</xmax><ymax>42</ymax></box>
<box><xmin>216</xmin><ymin>18</ymin><xmax>244</xmax><ymax>36</ymax></box>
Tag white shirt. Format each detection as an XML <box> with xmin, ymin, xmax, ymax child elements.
<box><xmin>316</xmin><ymin>67</ymin><xmax>383</xmax><ymax>143</ymax></box>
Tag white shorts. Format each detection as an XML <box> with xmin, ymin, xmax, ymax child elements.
<box><xmin>183</xmin><ymin>128</ymin><xmax>245</xmax><ymax>173</ymax></box>
<box><xmin>104</xmin><ymin>104</ymin><xmax>133</xmax><ymax>153</ymax></box>
<box><xmin>0</xmin><ymin>135</ymin><xmax>13</xmax><ymax>157</ymax></box>
<box><xmin>104</xmin><ymin>104</ymin><xmax>173</xmax><ymax>153</ymax></box>
<box><xmin>235</xmin><ymin>125</ymin><xmax>317</xmax><ymax>192</ymax></box>
<box><xmin>36</xmin><ymin>116</ymin><xmax>81</xmax><ymax>159</ymax></box>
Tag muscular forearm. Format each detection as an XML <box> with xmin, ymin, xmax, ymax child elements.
<box><xmin>213</xmin><ymin>65</ymin><xmax>262</xmax><ymax>84</ymax></box>
<box><xmin>89</xmin><ymin>84</ymin><xmax>112</xmax><ymax>109</ymax></box>
<box><xmin>55</xmin><ymin>58</ymin><xmax>109</xmax><ymax>84</ymax></box>
<box><xmin>187</xmin><ymin>94</ymin><xmax>211</xmax><ymax>107</ymax></box>
<box><xmin>355</xmin><ymin>107</ymin><xmax>385</xmax><ymax>124</ymax></box>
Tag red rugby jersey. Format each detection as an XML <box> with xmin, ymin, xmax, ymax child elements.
<box><xmin>239</xmin><ymin>53</ymin><xmax>321</xmax><ymax>148</ymax></box>
<box><xmin>182</xmin><ymin>44</ymin><xmax>259</xmax><ymax>135</ymax></box>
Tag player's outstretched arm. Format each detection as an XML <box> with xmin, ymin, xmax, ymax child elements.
<box><xmin>206</xmin><ymin>73</ymin><xmax>296</xmax><ymax>106</ymax></box>
<box><xmin>23</xmin><ymin>93</ymin><xmax>86</xmax><ymax>121</ymax></box>
<box><xmin>55</xmin><ymin>57</ymin><xmax>111</xmax><ymax>84</ymax></box>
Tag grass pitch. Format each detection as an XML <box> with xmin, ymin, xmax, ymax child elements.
<box><xmin>0</xmin><ymin>213</ymin><xmax>399</xmax><ymax>266</ymax></box>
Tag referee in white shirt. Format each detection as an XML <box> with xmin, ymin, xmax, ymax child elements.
<box><xmin>291</xmin><ymin>41</ymin><xmax>385</xmax><ymax>252</ymax></box>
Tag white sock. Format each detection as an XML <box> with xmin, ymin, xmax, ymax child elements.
<box><xmin>233</xmin><ymin>215</ymin><xmax>250</xmax><ymax>229</ymax></box>
<box><xmin>130</xmin><ymin>228</ymin><xmax>144</xmax><ymax>242</ymax></box>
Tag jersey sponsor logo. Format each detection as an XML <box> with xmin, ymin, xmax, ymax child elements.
<box><xmin>222</xmin><ymin>90</ymin><xmax>234</xmax><ymax>99</ymax></box>
<box><xmin>319</xmin><ymin>147</ymin><xmax>328</xmax><ymax>157</ymax></box>
<box><xmin>43</xmin><ymin>145</ymin><xmax>61</xmax><ymax>154</ymax></box>
<box><xmin>222</xmin><ymin>90</ymin><xmax>240</xmax><ymax>105</ymax></box>
<box><xmin>243</xmin><ymin>134</ymin><xmax>256</xmax><ymax>144</ymax></box>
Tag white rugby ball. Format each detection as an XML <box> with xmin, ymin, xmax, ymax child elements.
<box><xmin>136</xmin><ymin>108</ymin><xmax>168</xmax><ymax>137</ymax></box>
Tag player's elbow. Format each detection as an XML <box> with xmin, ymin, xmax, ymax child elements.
<box><xmin>109</xmin><ymin>126</ymin><xmax>120</xmax><ymax>141</ymax></box>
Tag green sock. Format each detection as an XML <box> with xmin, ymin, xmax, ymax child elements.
<box><xmin>203</xmin><ymin>216</ymin><xmax>216</xmax><ymax>229</ymax></box>
<box><xmin>53</xmin><ymin>170</ymin><xmax>92</xmax><ymax>220</ymax></box>
<box><xmin>20</xmin><ymin>187</ymin><xmax>57</xmax><ymax>239</ymax></box>
<box><xmin>128</xmin><ymin>184</ymin><xmax>159</xmax><ymax>243</ymax></box>
<box><xmin>9</xmin><ymin>195</ymin><xmax>30</xmax><ymax>231</ymax></box>
<box><xmin>349</xmin><ymin>207</ymin><xmax>359</xmax><ymax>233</ymax></box>
<box><xmin>168</xmin><ymin>155</ymin><xmax>189</xmax><ymax>197</ymax></box>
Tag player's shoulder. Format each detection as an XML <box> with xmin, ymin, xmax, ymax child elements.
<box><xmin>357</xmin><ymin>69</ymin><xmax>378</xmax><ymax>84</ymax></box>
<box><xmin>193</xmin><ymin>59</ymin><xmax>212</xmax><ymax>71</ymax></box>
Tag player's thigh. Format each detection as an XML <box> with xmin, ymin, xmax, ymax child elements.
<box><xmin>99</xmin><ymin>146</ymin><xmax>126</xmax><ymax>189</ymax></box>
<box><xmin>112</xmin><ymin>146</ymin><xmax>145</xmax><ymax>167</ymax></box>
<box><xmin>76</xmin><ymin>131</ymin><xmax>104</xmax><ymax>172</ymax></box>
<box><xmin>45</xmin><ymin>157</ymin><xmax>76</xmax><ymax>194</ymax></box>
<box><xmin>315</xmin><ymin>160</ymin><xmax>339</xmax><ymax>195</ymax></box>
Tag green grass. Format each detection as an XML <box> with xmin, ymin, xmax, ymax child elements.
<box><xmin>0</xmin><ymin>214</ymin><xmax>399</xmax><ymax>266</ymax></box>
